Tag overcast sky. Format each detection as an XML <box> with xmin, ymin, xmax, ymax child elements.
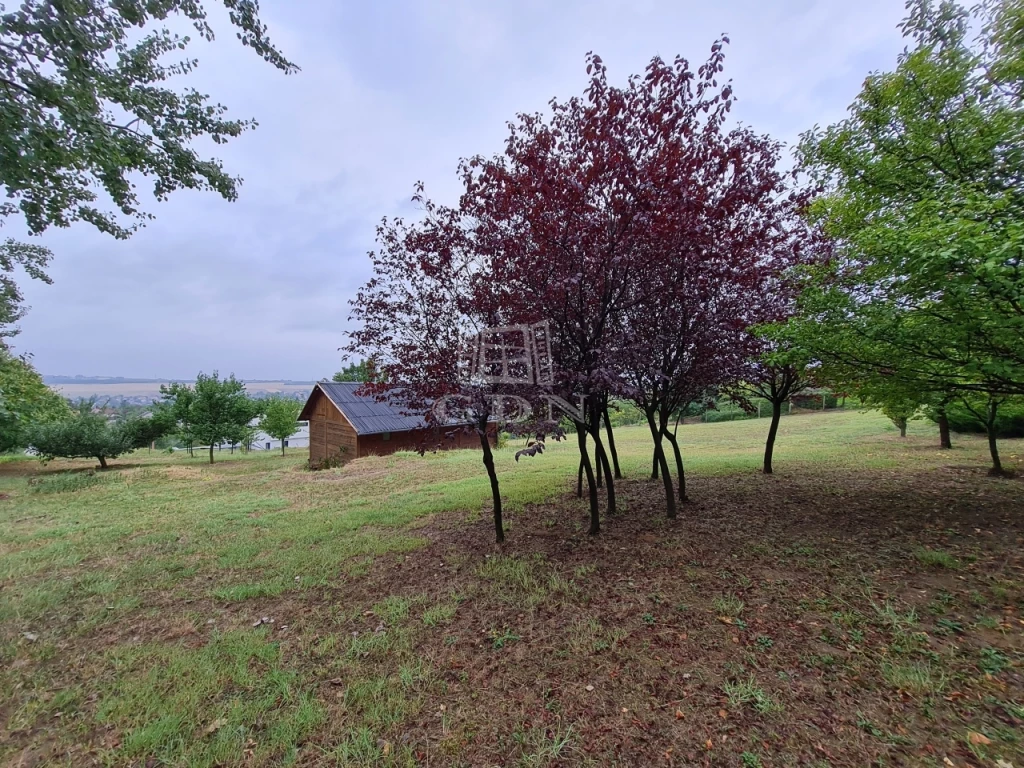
<box><xmin>14</xmin><ymin>0</ymin><xmax>909</xmax><ymax>380</ymax></box>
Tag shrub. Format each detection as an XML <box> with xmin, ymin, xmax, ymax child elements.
<box><xmin>606</xmin><ymin>400</ymin><xmax>645</xmax><ymax>427</ymax></box>
<box><xmin>308</xmin><ymin>451</ymin><xmax>346</xmax><ymax>471</ymax></box>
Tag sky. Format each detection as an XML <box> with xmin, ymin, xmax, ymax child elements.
<box><xmin>13</xmin><ymin>0</ymin><xmax>909</xmax><ymax>381</ymax></box>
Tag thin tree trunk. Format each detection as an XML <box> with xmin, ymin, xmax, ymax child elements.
<box><xmin>97</xmin><ymin>455</ymin><xmax>107</xmax><ymax>469</ymax></box>
<box><xmin>209</xmin><ymin>443</ymin><xmax>215</xmax><ymax>464</ymax></box>
<box><xmin>986</xmin><ymin>400</ymin><xmax>1004</xmax><ymax>477</ymax></box>
<box><xmin>281</xmin><ymin>441</ymin><xmax>286</xmax><ymax>456</ymax></box>
<box><xmin>576</xmin><ymin>426</ymin><xmax>600</xmax><ymax>535</ymax></box>
<box><xmin>764</xmin><ymin>401</ymin><xmax>782</xmax><ymax>475</ymax></box>
<box><xmin>987</xmin><ymin>428</ymin><xmax>1004</xmax><ymax>476</ymax></box>
<box><xmin>662</xmin><ymin>425</ymin><xmax>687</xmax><ymax>502</ymax></box>
<box><xmin>898</xmin><ymin>419</ymin><xmax>907</xmax><ymax>438</ymax></box>
<box><xmin>479</xmin><ymin>421</ymin><xmax>504</xmax><ymax>543</ymax></box>
<box><xmin>646</xmin><ymin>412</ymin><xmax>675</xmax><ymax>519</ymax></box>
<box><xmin>595</xmin><ymin>442</ymin><xmax>603</xmax><ymax>488</ymax></box>
<box><xmin>576</xmin><ymin>457</ymin><xmax>584</xmax><ymax>498</ymax></box>
<box><xmin>937</xmin><ymin>408</ymin><xmax>952</xmax><ymax>449</ymax></box>
<box><xmin>602</xmin><ymin>401</ymin><xmax>622</xmax><ymax>479</ymax></box>
<box><xmin>651</xmin><ymin>449</ymin><xmax>659</xmax><ymax>480</ymax></box>
<box><xmin>592</xmin><ymin>430</ymin><xmax>616</xmax><ymax>515</ymax></box>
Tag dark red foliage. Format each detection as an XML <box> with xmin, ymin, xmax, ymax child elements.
<box><xmin>347</xmin><ymin>40</ymin><xmax>822</xmax><ymax>540</ymax></box>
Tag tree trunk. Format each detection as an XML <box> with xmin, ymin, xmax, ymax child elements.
<box><xmin>97</xmin><ymin>455</ymin><xmax>107</xmax><ymax>469</ymax></box>
<box><xmin>602</xmin><ymin>401</ymin><xmax>622</xmax><ymax>479</ymax></box>
<box><xmin>662</xmin><ymin>426</ymin><xmax>687</xmax><ymax>502</ymax></box>
<box><xmin>764</xmin><ymin>401</ymin><xmax>782</xmax><ymax>475</ymax></box>
<box><xmin>898</xmin><ymin>419</ymin><xmax>907</xmax><ymax>438</ymax></box>
<box><xmin>985</xmin><ymin>400</ymin><xmax>1004</xmax><ymax>477</ymax></box>
<box><xmin>479</xmin><ymin>423</ymin><xmax>504</xmax><ymax>543</ymax></box>
<box><xmin>937</xmin><ymin>408</ymin><xmax>952</xmax><ymax>449</ymax></box>
<box><xmin>646</xmin><ymin>412</ymin><xmax>675</xmax><ymax>519</ymax></box>
<box><xmin>576</xmin><ymin>457</ymin><xmax>584</xmax><ymax>498</ymax></box>
<box><xmin>209</xmin><ymin>443</ymin><xmax>215</xmax><ymax>464</ymax></box>
<box><xmin>592</xmin><ymin>430</ymin><xmax>616</xmax><ymax>515</ymax></box>
<box><xmin>576</xmin><ymin>427</ymin><xmax>600</xmax><ymax>535</ymax></box>
<box><xmin>651</xmin><ymin>449</ymin><xmax>659</xmax><ymax>480</ymax></box>
<box><xmin>281</xmin><ymin>441</ymin><xmax>286</xmax><ymax>456</ymax></box>
<box><xmin>595</xmin><ymin>442</ymin><xmax>603</xmax><ymax>488</ymax></box>
<box><xmin>587</xmin><ymin>398</ymin><xmax>615</xmax><ymax>515</ymax></box>
<box><xmin>987</xmin><ymin>428</ymin><xmax>1004</xmax><ymax>476</ymax></box>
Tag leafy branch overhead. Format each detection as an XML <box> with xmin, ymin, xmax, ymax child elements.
<box><xmin>0</xmin><ymin>0</ymin><xmax>296</xmax><ymax>241</ymax></box>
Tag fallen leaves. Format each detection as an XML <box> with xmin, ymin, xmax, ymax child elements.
<box><xmin>967</xmin><ymin>731</ymin><xmax>991</xmax><ymax>746</ymax></box>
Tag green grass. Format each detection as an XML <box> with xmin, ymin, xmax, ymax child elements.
<box><xmin>0</xmin><ymin>410</ymin><xmax>1021</xmax><ymax>766</ymax></box>
<box><xmin>913</xmin><ymin>547</ymin><xmax>960</xmax><ymax>569</ymax></box>
<box><xmin>722</xmin><ymin>676</ymin><xmax>783</xmax><ymax>715</ymax></box>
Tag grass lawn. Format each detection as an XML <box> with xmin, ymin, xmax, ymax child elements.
<box><xmin>0</xmin><ymin>410</ymin><xmax>1021</xmax><ymax>767</ymax></box>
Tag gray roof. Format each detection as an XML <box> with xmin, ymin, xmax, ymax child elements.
<box><xmin>305</xmin><ymin>382</ymin><xmax>427</xmax><ymax>435</ymax></box>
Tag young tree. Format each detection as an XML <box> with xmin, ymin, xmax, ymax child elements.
<box><xmin>462</xmin><ymin>45</ymin><xmax>813</xmax><ymax>526</ymax></box>
<box><xmin>959</xmin><ymin>393</ymin><xmax>1010</xmax><ymax>476</ymax></box>
<box><xmin>0</xmin><ymin>350</ymin><xmax>70</xmax><ymax>451</ymax></box>
<box><xmin>30</xmin><ymin>401</ymin><xmax>130</xmax><ymax>468</ymax></box>
<box><xmin>160</xmin><ymin>372</ymin><xmax>255</xmax><ymax>464</ymax></box>
<box><xmin>116</xmin><ymin>409</ymin><xmax>175</xmax><ymax>451</ymax></box>
<box><xmin>728</xmin><ymin>344</ymin><xmax>814</xmax><ymax>474</ymax></box>
<box><xmin>259</xmin><ymin>396</ymin><xmax>302</xmax><ymax>455</ymax></box>
<box><xmin>345</xmin><ymin>192</ymin><xmax>513</xmax><ymax>543</ymax></box>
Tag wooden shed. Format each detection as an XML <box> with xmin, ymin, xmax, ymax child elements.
<box><xmin>299</xmin><ymin>382</ymin><xmax>495</xmax><ymax>465</ymax></box>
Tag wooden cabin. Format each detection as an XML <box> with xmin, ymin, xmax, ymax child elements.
<box><xmin>299</xmin><ymin>382</ymin><xmax>495</xmax><ymax>465</ymax></box>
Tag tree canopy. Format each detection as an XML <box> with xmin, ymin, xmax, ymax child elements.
<box><xmin>794</xmin><ymin>0</ymin><xmax>1024</xmax><ymax>396</ymax></box>
<box><xmin>160</xmin><ymin>372</ymin><xmax>257</xmax><ymax>464</ymax></box>
<box><xmin>258</xmin><ymin>396</ymin><xmax>302</xmax><ymax>455</ymax></box>
<box><xmin>0</xmin><ymin>0</ymin><xmax>296</xmax><ymax>337</ymax></box>
<box><xmin>0</xmin><ymin>349</ymin><xmax>68</xmax><ymax>452</ymax></box>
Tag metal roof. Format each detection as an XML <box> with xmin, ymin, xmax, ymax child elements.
<box><xmin>303</xmin><ymin>382</ymin><xmax>428</xmax><ymax>435</ymax></box>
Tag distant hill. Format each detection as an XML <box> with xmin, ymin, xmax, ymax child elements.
<box><xmin>43</xmin><ymin>377</ymin><xmax>318</xmax><ymax>405</ymax></box>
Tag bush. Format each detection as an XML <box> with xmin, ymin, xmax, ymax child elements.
<box><xmin>605</xmin><ymin>400</ymin><xmax>645</xmax><ymax>427</ymax></box>
<box><xmin>944</xmin><ymin>400</ymin><xmax>1024</xmax><ymax>438</ymax></box>
<box><xmin>308</xmin><ymin>451</ymin><xmax>346</xmax><ymax>471</ymax></box>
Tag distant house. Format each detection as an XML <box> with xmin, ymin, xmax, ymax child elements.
<box><xmin>299</xmin><ymin>382</ymin><xmax>495</xmax><ymax>465</ymax></box>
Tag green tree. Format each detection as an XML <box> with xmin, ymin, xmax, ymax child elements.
<box><xmin>116</xmin><ymin>409</ymin><xmax>175</xmax><ymax>451</ymax></box>
<box><xmin>0</xmin><ymin>1</ymin><xmax>296</xmax><ymax>312</ymax></box>
<box><xmin>727</xmin><ymin>338</ymin><xmax>814</xmax><ymax>474</ymax></box>
<box><xmin>155</xmin><ymin>381</ymin><xmax>196</xmax><ymax>455</ymax></box>
<box><xmin>794</xmin><ymin>0</ymin><xmax>1024</xmax><ymax>402</ymax></box>
<box><xmin>0</xmin><ymin>241</ymin><xmax>51</xmax><ymax>341</ymax></box>
<box><xmin>258</xmin><ymin>396</ymin><xmax>302</xmax><ymax>455</ymax></box>
<box><xmin>160</xmin><ymin>372</ymin><xmax>256</xmax><ymax>463</ymax></box>
<box><xmin>29</xmin><ymin>400</ymin><xmax>129</xmax><ymax>468</ymax></box>
<box><xmin>957</xmin><ymin>393</ymin><xmax>1014</xmax><ymax>475</ymax></box>
<box><xmin>332</xmin><ymin>360</ymin><xmax>375</xmax><ymax>383</ymax></box>
<box><xmin>0</xmin><ymin>350</ymin><xmax>69</xmax><ymax>451</ymax></box>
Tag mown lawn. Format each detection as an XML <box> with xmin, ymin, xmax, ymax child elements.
<box><xmin>0</xmin><ymin>410</ymin><xmax>1021</xmax><ymax>767</ymax></box>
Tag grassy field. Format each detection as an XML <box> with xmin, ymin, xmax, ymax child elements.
<box><xmin>0</xmin><ymin>410</ymin><xmax>1021</xmax><ymax>767</ymax></box>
